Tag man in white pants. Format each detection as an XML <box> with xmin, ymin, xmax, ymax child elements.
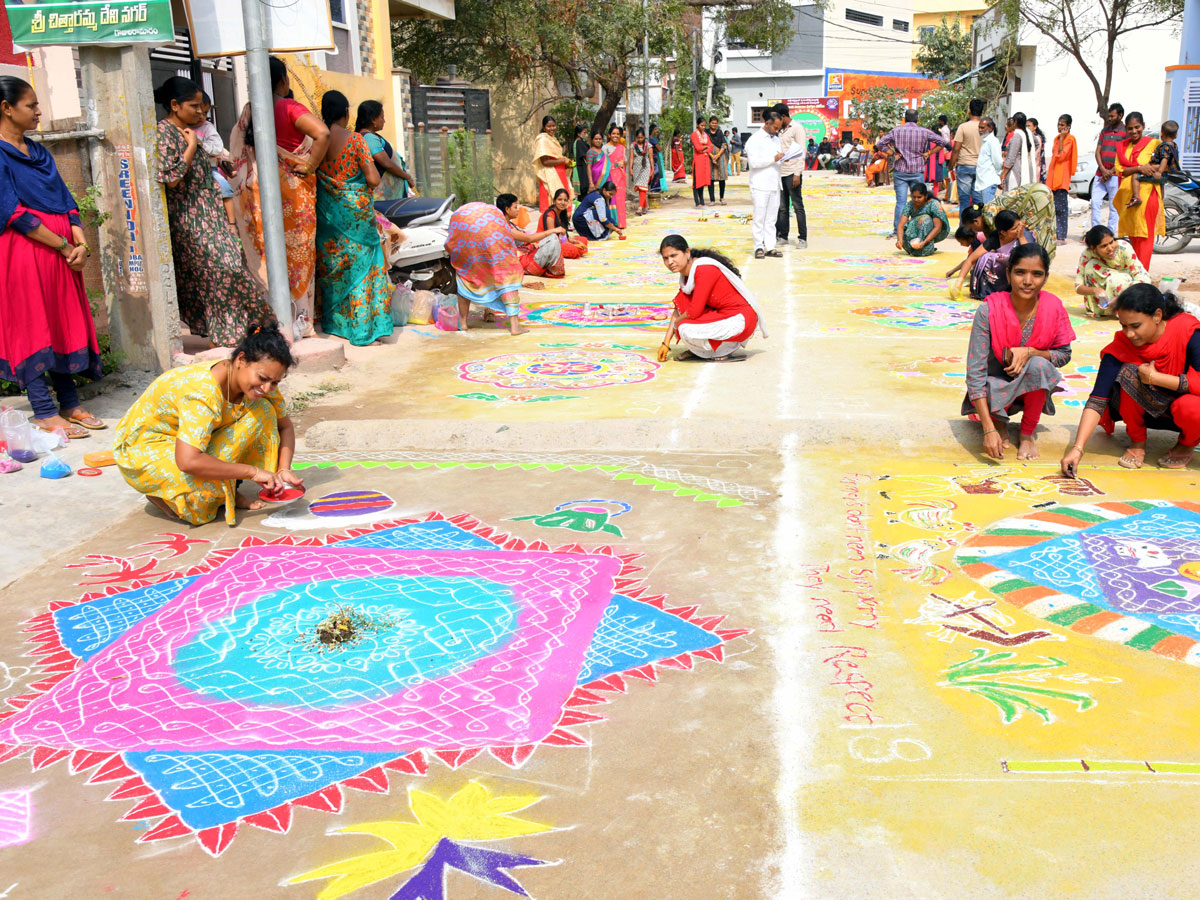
<box><xmin>744</xmin><ymin>111</ymin><xmax>785</xmax><ymax>259</ymax></box>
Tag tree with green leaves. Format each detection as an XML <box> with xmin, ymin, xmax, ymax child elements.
<box><xmin>990</xmin><ymin>0</ymin><xmax>1185</xmax><ymax>116</ymax></box>
<box><xmin>914</xmin><ymin>15</ymin><xmax>973</xmax><ymax>81</ymax></box>
<box><xmin>392</xmin><ymin>0</ymin><xmax>794</xmax><ymax>135</ymax></box>
<box><xmin>850</xmin><ymin>85</ymin><xmax>906</xmax><ymax>140</ymax></box>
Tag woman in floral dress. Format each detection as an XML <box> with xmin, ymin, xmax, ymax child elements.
<box><xmin>155</xmin><ymin>76</ymin><xmax>270</xmax><ymax>347</ymax></box>
<box><xmin>315</xmin><ymin>91</ymin><xmax>392</xmax><ymax>346</ymax></box>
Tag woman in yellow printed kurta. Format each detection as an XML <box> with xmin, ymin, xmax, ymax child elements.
<box><xmin>114</xmin><ymin>323</ymin><xmax>303</xmax><ymax>526</ymax></box>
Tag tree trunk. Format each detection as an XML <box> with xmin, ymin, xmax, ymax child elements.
<box><xmin>591</xmin><ymin>64</ymin><xmax>629</xmax><ymax>136</ymax></box>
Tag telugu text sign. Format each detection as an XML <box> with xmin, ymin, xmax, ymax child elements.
<box><xmin>4</xmin><ymin>0</ymin><xmax>173</xmax><ymax>46</ymax></box>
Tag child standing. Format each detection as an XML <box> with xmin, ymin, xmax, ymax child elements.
<box><xmin>1128</xmin><ymin>119</ymin><xmax>1179</xmax><ymax>208</ymax></box>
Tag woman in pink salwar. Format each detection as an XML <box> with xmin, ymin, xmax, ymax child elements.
<box><xmin>604</xmin><ymin>124</ymin><xmax>628</xmax><ymax>229</ymax></box>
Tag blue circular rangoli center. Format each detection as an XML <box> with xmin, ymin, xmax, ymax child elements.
<box><xmin>172</xmin><ymin>576</ymin><xmax>520</xmax><ymax>707</ymax></box>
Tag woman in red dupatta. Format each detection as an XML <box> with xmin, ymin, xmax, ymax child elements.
<box><xmin>690</xmin><ymin>125</ymin><xmax>712</xmax><ymax>207</ymax></box>
<box><xmin>963</xmin><ymin>244</ymin><xmax>1075</xmax><ymax>461</ymax></box>
<box><xmin>1062</xmin><ymin>284</ymin><xmax>1200</xmax><ymax>474</ymax></box>
<box><xmin>1113</xmin><ymin>111</ymin><xmax>1165</xmax><ymax>270</ymax></box>
<box><xmin>532</xmin><ymin>115</ymin><xmax>574</xmax><ymax>214</ymax></box>
<box><xmin>670</xmin><ymin>131</ymin><xmax>687</xmax><ymax>181</ymax></box>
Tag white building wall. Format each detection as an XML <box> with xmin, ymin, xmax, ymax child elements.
<box><xmin>822</xmin><ymin>0</ymin><xmax>915</xmax><ymax>72</ymax></box>
<box><xmin>972</xmin><ymin>7</ymin><xmax>1179</xmax><ymax>155</ymax></box>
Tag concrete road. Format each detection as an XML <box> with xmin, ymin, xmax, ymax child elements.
<box><xmin>2</xmin><ymin>173</ymin><xmax>1200</xmax><ymax>899</ymax></box>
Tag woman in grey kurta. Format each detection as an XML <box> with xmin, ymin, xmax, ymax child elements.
<box><xmin>630</xmin><ymin>127</ymin><xmax>653</xmax><ymax>216</ymax></box>
<box><xmin>962</xmin><ymin>243</ymin><xmax>1076</xmax><ymax>461</ymax></box>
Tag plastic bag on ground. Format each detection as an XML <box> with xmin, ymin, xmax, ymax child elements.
<box><xmin>391</xmin><ymin>282</ymin><xmax>414</xmax><ymax>326</ymax></box>
<box><xmin>409</xmin><ymin>290</ymin><xmax>435</xmax><ymax>325</ymax></box>
<box><xmin>39</xmin><ymin>451</ymin><xmax>71</xmax><ymax>479</ymax></box>
<box><xmin>30</xmin><ymin>426</ymin><xmax>67</xmax><ymax>453</ymax></box>
<box><xmin>434</xmin><ymin>293</ymin><xmax>460</xmax><ymax>331</ymax></box>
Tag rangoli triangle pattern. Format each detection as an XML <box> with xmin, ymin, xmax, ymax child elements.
<box><xmin>0</xmin><ymin>513</ymin><xmax>743</xmax><ymax>853</ymax></box>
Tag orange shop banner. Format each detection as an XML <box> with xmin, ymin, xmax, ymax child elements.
<box><xmin>827</xmin><ymin>71</ymin><xmax>941</xmax><ymax>136</ymax></box>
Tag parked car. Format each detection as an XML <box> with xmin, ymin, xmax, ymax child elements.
<box><xmin>1070</xmin><ymin>157</ymin><xmax>1097</xmax><ymax>199</ymax></box>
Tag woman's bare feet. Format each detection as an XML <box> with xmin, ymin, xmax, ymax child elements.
<box><xmin>235</xmin><ymin>492</ymin><xmax>267</xmax><ymax>511</ymax></box>
<box><xmin>1119</xmin><ymin>445</ymin><xmax>1147</xmax><ymax>469</ymax></box>
<box><xmin>147</xmin><ymin>496</ymin><xmax>182</xmax><ymax>520</ymax></box>
<box><xmin>1017</xmin><ymin>436</ymin><xmax>1039</xmax><ymax>460</ymax></box>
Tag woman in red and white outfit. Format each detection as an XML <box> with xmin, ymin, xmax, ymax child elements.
<box><xmin>657</xmin><ymin>234</ymin><xmax>766</xmax><ymax>363</ymax></box>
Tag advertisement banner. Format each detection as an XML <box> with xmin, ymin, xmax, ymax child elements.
<box><xmin>4</xmin><ymin>0</ymin><xmax>173</xmax><ymax>46</ymax></box>
<box><xmin>826</xmin><ymin>71</ymin><xmax>941</xmax><ymax>138</ymax></box>
<box><xmin>769</xmin><ymin>97</ymin><xmax>839</xmax><ymax>142</ymax></box>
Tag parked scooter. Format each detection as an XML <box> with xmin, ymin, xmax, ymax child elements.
<box><xmin>1158</xmin><ymin>170</ymin><xmax>1200</xmax><ymax>254</ymax></box>
<box><xmin>375</xmin><ymin>194</ymin><xmax>456</xmax><ymax>290</ymax></box>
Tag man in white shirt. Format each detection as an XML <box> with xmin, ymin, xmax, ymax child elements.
<box><xmin>974</xmin><ymin>117</ymin><xmax>1004</xmax><ymax>205</ymax></box>
<box><xmin>745</xmin><ymin>111</ymin><xmax>785</xmax><ymax>259</ymax></box>
<box><xmin>773</xmin><ymin>102</ymin><xmax>807</xmax><ymax>249</ymax></box>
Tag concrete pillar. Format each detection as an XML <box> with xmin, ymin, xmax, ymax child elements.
<box><xmin>78</xmin><ymin>44</ymin><xmax>181</xmax><ymax>373</ymax></box>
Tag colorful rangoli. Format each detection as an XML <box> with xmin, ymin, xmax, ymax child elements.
<box><xmin>456</xmin><ymin>349</ymin><xmax>659</xmax><ymax>391</ymax></box>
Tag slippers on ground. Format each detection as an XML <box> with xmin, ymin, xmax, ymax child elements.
<box><xmin>1118</xmin><ymin>451</ymin><xmax>1145</xmax><ymax>469</ymax></box>
<box><xmin>33</xmin><ymin>420</ymin><xmax>89</xmax><ymax>440</ymax></box>
<box><xmin>754</xmin><ymin>249</ymin><xmax>765</xmax><ymax>259</ymax></box>
<box><xmin>1158</xmin><ymin>453</ymin><xmax>1194</xmax><ymax>469</ymax></box>
<box><xmin>765</xmin><ymin>250</ymin><xmax>783</xmax><ymax>258</ymax></box>
<box><xmin>66</xmin><ymin>413</ymin><xmax>106</xmax><ymax>430</ymax></box>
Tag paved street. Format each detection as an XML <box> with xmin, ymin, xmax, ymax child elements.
<box><xmin>3</xmin><ymin>173</ymin><xmax>1200</xmax><ymax>898</ymax></box>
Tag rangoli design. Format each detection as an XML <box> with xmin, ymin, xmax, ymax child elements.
<box><xmin>830</xmin><ymin>255</ymin><xmax>928</xmax><ymax>267</ymax></box>
<box><xmin>0</xmin><ymin>513</ymin><xmax>746</xmax><ymax>856</ymax></box>
<box><xmin>957</xmin><ymin>500</ymin><xmax>1200</xmax><ymax>665</ymax></box>
<box><xmin>832</xmin><ymin>274</ymin><xmax>948</xmax><ymax>292</ymax></box>
<box><xmin>510</xmin><ymin>499</ymin><xmax>631</xmax><ymax>537</ymax></box>
<box><xmin>850</xmin><ymin>302</ymin><xmax>975</xmax><ymax>330</ymax></box>
<box><xmin>456</xmin><ymin>349</ymin><xmax>659</xmax><ymax>391</ymax></box>
<box><xmin>522</xmin><ymin>301</ymin><xmax>671</xmax><ymax>331</ymax></box>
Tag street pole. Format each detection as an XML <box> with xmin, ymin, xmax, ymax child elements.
<box><xmin>241</xmin><ymin>0</ymin><xmax>293</xmax><ymax>334</ymax></box>
<box><xmin>643</xmin><ymin>30</ymin><xmax>650</xmax><ymax>133</ymax></box>
<box><xmin>691</xmin><ymin>28</ymin><xmax>697</xmax><ymax>134</ymax></box>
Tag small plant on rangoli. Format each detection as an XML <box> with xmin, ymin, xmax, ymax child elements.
<box><xmin>939</xmin><ymin>647</ymin><xmax>1098</xmax><ymax>724</ymax></box>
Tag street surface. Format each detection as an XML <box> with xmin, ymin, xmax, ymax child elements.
<box><xmin>2</xmin><ymin>173</ymin><xmax>1200</xmax><ymax>898</ymax></box>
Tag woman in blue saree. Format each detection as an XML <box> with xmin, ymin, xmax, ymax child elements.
<box><xmin>315</xmin><ymin>91</ymin><xmax>393</xmax><ymax>345</ymax></box>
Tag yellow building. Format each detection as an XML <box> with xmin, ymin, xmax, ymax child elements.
<box><xmin>912</xmin><ymin>0</ymin><xmax>986</xmax><ymax>61</ymax></box>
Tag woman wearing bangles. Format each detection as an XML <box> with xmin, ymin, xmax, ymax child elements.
<box><xmin>1061</xmin><ymin>284</ymin><xmax>1200</xmax><ymax>475</ymax></box>
<box><xmin>656</xmin><ymin>234</ymin><xmax>766</xmax><ymax>363</ymax></box>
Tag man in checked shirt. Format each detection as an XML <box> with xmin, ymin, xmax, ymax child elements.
<box><xmin>875</xmin><ymin>109</ymin><xmax>952</xmax><ymax>239</ymax></box>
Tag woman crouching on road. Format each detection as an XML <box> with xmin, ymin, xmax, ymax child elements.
<box><xmin>657</xmin><ymin>234</ymin><xmax>766</xmax><ymax>363</ymax></box>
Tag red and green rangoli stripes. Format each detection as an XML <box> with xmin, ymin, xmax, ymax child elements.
<box><xmin>956</xmin><ymin>500</ymin><xmax>1200</xmax><ymax>665</ymax></box>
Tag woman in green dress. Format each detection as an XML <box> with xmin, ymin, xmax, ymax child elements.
<box><xmin>895</xmin><ymin>181</ymin><xmax>951</xmax><ymax>257</ymax></box>
<box><xmin>155</xmin><ymin>76</ymin><xmax>270</xmax><ymax>348</ymax></box>
<box><xmin>315</xmin><ymin>90</ymin><xmax>392</xmax><ymax>346</ymax></box>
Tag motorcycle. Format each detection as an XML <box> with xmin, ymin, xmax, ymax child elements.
<box><xmin>374</xmin><ymin>194</ymin><xmax>457</xmax><ymax>291</ymax></box>
<box><xmin>1157</xmin><ymin>170</ymin><xmax>1200</xmax><ymax>254</ymax></box>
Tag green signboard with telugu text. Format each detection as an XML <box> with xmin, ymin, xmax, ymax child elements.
<box><xmin>4</xmin><ymin>0</ymin><xmax>173</xmax><ymax>46</ymax></box>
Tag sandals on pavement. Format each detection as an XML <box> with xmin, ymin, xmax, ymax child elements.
<box><xmin>65</xmin><ymin>411</ymin><xmax>106</xmax><ymax>430</ymax></box>
<box><xmin>754</xmin><ymin>249</ymin><xmax>765</xmax><ymax>259</ymax></box>
<box><xmin>1159</xmin><ymin>449</ymin><xmax>1195</xmax><ymax>469</ymax></box>
<box><xmin>31</xmin><ymin>418</ymin><xmax>89</xmax><ymax>440</ymax></box>
<box><xmin>765</xmin><ymin>249</ymin><xmax>783</xmax><ymax>258</ymax></box>
<box><xmin>1118</xmin><ymin>450</ymin><xmax>1146</xmax><ymax>469</ymax></box>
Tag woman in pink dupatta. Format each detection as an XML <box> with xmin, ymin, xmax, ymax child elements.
<box><xmin>961</xmin><ymin>243</ymin><xmax>1075</xmax><ymax>461</ymax></box>
<box><xmin>603</xmin><ymin>124</ymin><xmax>627</xmax><ymax>229</ymax></box>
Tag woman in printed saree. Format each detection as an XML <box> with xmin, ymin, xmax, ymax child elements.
<box><xmin>114</xmin><ymin>323</ymin><xmax>302</xmax><ymax>527</ymax></box>
<box><xmin>895</xmin><ymin>182</ymin><xmax>951</xmax><ymax>257</ymax></box>
<box><xmin>447</xmin><ymin>202</ymin><xmax>528</xmax><ymax>335</ymax></box>
<box><xmin>604</xmin><ymin>124</ymin><xmax>628</xmax><ymax>228</ymax></box>
<box><xmin>987</xmin><ymin>182</ymin><xmax>1056</xmax><ymax>260</ymax></box>
<box><xmin>1062</xmin><ymin>284</ymin><xmax>1200</xmax><ymax>474</ymax></box>
<box><xmin>670</xmin><ymin>131</ymin><xmax>687</xmax><ymax>181</ymax></box>
<box><xmin>1074</xmin><ymin>225</ymin><xmax>1151</xmax><ymax>318</ymax></box>
<box><xmin>1113</xmin><ymin>111</ymin><xmax>1165</xmax><ymax>270</ymax></box>
<box><xmin>533</xmin><ymin>115</ymin><xmax>575</xmax><ymax>214</ymax></box>
<box><xmin>356</xmin><ymin>99</ymin><xmax>415</xmax><ymax>201</ymax></box>
<box><xmin>228</xmin><ymin>57</ymin><xmax>331</xmax><ymax>339</ymax></box>
<box><xmin>586</xmin><ymin>130</ymin><xmax>612</xmax><ymax>204</ymax></box>
<box><xmin>690</xmin><ymin>123</ymin><xmax>712</xmax><ymax>207</ymax></box>
<box><xmin>155</xmin><ymin>77</ymin><xmax>272</xmax><ymax>349</ymax></box>
<box><xmin>541</xmin><ymin>188</ymin><xmax>588</xmax><ymax>259</ymax></box>
<box><xmin>963</xmin><ymin>244</ymin><xmax>1075</xmax><ymax>462</ymax></box>
<box><xmin>573</xmin><ymin>124</ymin><xmax>590</xmax><ymax>195</ymax></box>
<box><xmin>315</xmin><ymin>91</ymin><xmax>392</xmax><ymax>347</ymax></box>
<box><xmin>657</xmin><ymin>234</ymin><xmax>766</xmax><ymax>363</ymax></box>
<box><xmin>630</xmin><ymin>127</ymin><xmax>653</xmax><ymax>216</ymax></box>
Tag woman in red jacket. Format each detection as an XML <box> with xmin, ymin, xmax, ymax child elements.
<box><xmin>657</xmin><ymin>234</ymin><xmax>766</xmax><ymax>362</ymax></box>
